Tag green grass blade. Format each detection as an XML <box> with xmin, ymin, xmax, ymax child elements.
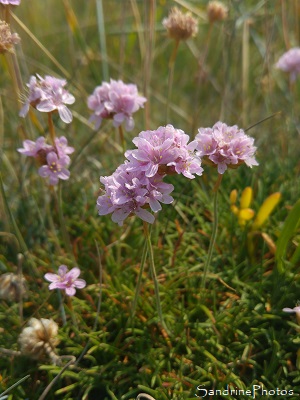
<box><xmin>276</xmin><ymin>198</ymin><xmax>300</xmax><ymax>273</ymax></box>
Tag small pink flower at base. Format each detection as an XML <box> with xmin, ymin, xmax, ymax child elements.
<box><xmin>44</xmin><ymin>265</ymin><xmax>86</xmax><ymax>296</ymax></box>
<box><xmin>192</xmin><ymin>121</ymin><xmax>258</xmax><ymax>174</ymax></box>
<box><xmin>19</xmin><ymin>74</ymin><xmax>75</xmax><ymax>123</ymax></box>
<box><xmin>87</xmin><ymin>79</ymin><xmax>146</xmax><ymax>131</ymax></box>
<box><xmin>276</xmin><ymin>48</ymin><xmax>300</xmax><ymax>82</ymax></box>
<box><xmin>38</xmin><ymin>152</ymin><xmax>70</xmax><ymax>186</ymax></box>
<box><xmin>18</xmin><ymin>136</ymin><xmax>74</xmax><ymax>185</ymax></box>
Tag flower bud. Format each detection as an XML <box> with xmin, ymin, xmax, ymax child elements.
<box><xmin>207</xmin><ymin>1</ymin><xmax>228</xmax><ymax>24</ymax></box>
<box><xmin>162</xmin><ymin>7</ymin><xmax>198</xmax><ymax>41</ymax></box>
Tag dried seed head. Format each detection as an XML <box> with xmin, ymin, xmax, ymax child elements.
<box><xmin>18</xmin><ymin>318</ymin><xmax>60</xmax><ymax>363</ymax></box>
<box><xmin>162</xmin><ymin>7</ymin><xmax>198</xmax><ymax>41</ymax></box>
<box><xmin>0</xmin><ymin>20</ymin><xmax>20</xmax><ymax>54</ymax></box>
<box><xmin>0</xmin><ymin>272</ymin><xmax>27</xmax><ymax>301</ymax></box>
<box><xmin>207</xmin><ymin>1</ymin><xmax>228</xmax><ymax>23</ymax></box>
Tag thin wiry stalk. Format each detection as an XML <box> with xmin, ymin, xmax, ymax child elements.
<box><xmin>143</xmin><ymin>222</ymin><xmax>169</xmax><ymax>334</ymax></box>
<box><xmin>128</xmin><ymin>239</ymin><xmax>148</xmax><ymax>326</ymax></box>
<box><xmin>166</xmin><ymin>39</ymin><xmax>179</xmax><ymax>123</ymax></box>
<box><xmin>55</xmin><ymin>183</ymin><xmax>76</xmax><ymax>264</ymax></box>
<box><xmin>143</xmin><ymin>0</ymin><xmax>156</xmax><ymax>129</ymax></box>
<box><xmin>242</xmin><ymin>19</ymin><xmax>250</xmax><ymax>127</ymax></box>
<box><xmin>75</xmin><ymin>240</ymin><xmax>103</xmax><ymax>366</ymax></box>
<box><xmin>96</xmin><ymin>0</ymin><xmax>109</xmax><ymax>81</ymax></box>
<box><xmin>0</xmin><ymin>174</ymin><xmax>28</xmax><ymax>256</ymax></box>
<box><xmin>201</xmin><ymin>175</ymin><xmax>222</xmax><ymax>288</ymax></box>
<box><xmin>47</xmin><ymin>112</ymin><xmax>56</xmax><ymax>145</ymax></box>
<box><xmin>38</xmin><ymin>356</ymin><xmax>76</xmax><ymax>400</ymax></box>
<box><xmin>118</xmin><ymin>125</ymin><xmax>125</xmax><ymax>154</ymax></box>
<box><xmin>11</xmin><ymin>12</ymin><xmax>71</xmax><ymax>79</ymax></box>
<box><xmin>0</xmin><ymin>375</ymin><xmax>30</xmax><ymax>398</ymax></box>
<box><xmin>57</xmin><ymin>288</ymin><xmax>67</xmax><ymax>327</ymax></box>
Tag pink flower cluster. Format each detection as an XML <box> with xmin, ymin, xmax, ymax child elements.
<box><xmin>276</xmin><ymin>48</ymin><xmax>300</xmax><ymax>82</ymax></box>
<box><xmin>19</xmin><ymin>75</ymin><xmax>75</xmax><ymax>123</ymax></box>
<box><xmin>44</xmin><ymin>265</ymin><xmax>86</xmax><ymax>296</ymax></box>
<box><xmin>18</xmin><ymin>136</ymin><xmax>74</xmax><ymax>186</ymax></box>
<box><xmin>192</xmin><ymin>122</ymin><xmax>258</xmax><ymax>174</ymax></box>
<box><xmin>87</xmin><ymin>79</ymin><xmax>146</xmax><ymax>131</ymax></box>
<box><xmin>97</xmin><ymin>125</ymin><xmax>203</xmax><ymax>225</ymax></box>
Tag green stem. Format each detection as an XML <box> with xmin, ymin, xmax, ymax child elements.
<box><xmin>118</xmin><ymin>125</ymin><xmax>125</xmax><ymax>154</ymax></box>
<box><xmin>128</xmin><ymin>240</ymin><xmax>148</xmax><ymax>326</ymax></box>
<box><xmin>201</xmin><ymin>179</ymin><xmax>221</xmax><ymax>288</ymax></box>
<box><xmin>66</xmin><ymin>295</ymin><xmax>78</xmax><ymax>328</ymax></box>
<box><xmin>57</xmin><ymin>288</ymin><xmax>67</xmax><ymax>326</ymax></box>
<box><xmin>48</xmin><ymin>112</ymin><xmax>56</xmax><ymax>145</ymax></box>
<box><xmin>55</xmin><ymin>183</ymin><xmax>76</xmax><ymax>263</ymax></box>
<box><xmin>143</xmin><ymin>222</ymin><xmax>169</xmax><ymax>333</ymax></box>
<box><xmin>166</xmin><ymin>39</ymin><xmax>180</xmax><ymax>123</ymax></box>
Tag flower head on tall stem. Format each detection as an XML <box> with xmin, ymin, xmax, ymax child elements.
<box><xmin>162</xmin><ymin>7</ymin><xmax>198</xmax><ymax>41</ymax></box>
<box><xmin>207</xmin><ymin>1</ymin><xmax>228</xmax><ymax>24</ymax></box>
<box><xmin>276</xmin><ymin>48</ymin><xmax>300</xmax><ymax>82</ymax></box>
<box><xmin>44</xmin><ymin>265</ymin><xmax>86</xmax><ymax>296</ymax></box>
<box><xmin>87</xmin><ymin>79</ymin><xmax>146</xmax><ymax>131</ymax></box>
<box><xmin>17</xmin><ymin>136</ymin><xmax>74</xmax><ymax>185</ymax></box>
<box><xmin>19</xmin><ymin>74</ymin><xmax>75</xmax><ymax>123</ymax></box>
<box><xmin>192</xmin><ymin>121</ymin><xmax>258</xmax><ymax>174</ymax></box>
<box><xmin>126</xmin><ymin>124</ymin><xmax>203</xmax><ymax>179</ymax></box>
<box><xmin>97</xmin><ymin>162</ymin><xmax>174</xmax><ymax>226</ymax></box>
<box><xmin>0</xmin><ymin>19</ymin><xmax>20</xmax><ymax>53</ymax></box>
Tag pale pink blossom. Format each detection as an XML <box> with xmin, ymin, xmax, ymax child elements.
<box><xmin>44</xmin><ymin>265</ymin><xmax>86</xmax><ymax>296</ymax></box>
<box><xmin>276</xmin><ymin>48</ymin><xmax>300</xmax><ymax>82</ymax></box>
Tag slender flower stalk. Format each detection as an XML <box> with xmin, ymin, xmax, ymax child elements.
<box><xmin>128</xmin><ymin>240</ymin><xmax>148</xmax><ymax>326</ymax></box>
<box><xmin>201</xmin><ymin>175</ymin><xmax>221</xmax><ymax>288</ymax></box>
<box><xmin>56</xmin><ymin>183</ymin><xmax>76</xmax><ymax>263</ymax></box>
<box><xmin>143</xmin><ymin>222</ymin><xmax>169</xmax><ymax>334</ymax></box>
<box><xmin>162</xmin><ymin>7</ymin><xmax>198</xmax><ymax>122</ymax></box>
<box><xmin>48</xmin><ymin>112</ymin><xmax>56</xmax><ymax>145</ymax></box>
<box><xmin>118</xmin><ymin>125</ymin><xmax>125</xmax><ymax>153</ymax></box>
<box><xmin>166</xmin><ymin>39</ymin><xmax>179</xmax><ymax>122</ymax></box>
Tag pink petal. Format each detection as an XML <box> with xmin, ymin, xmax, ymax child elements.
<box><xmin>44</xmin><ymin>273</ymin><xmax>59</xmax><ymax>282</ymax></box>
<box><xmin>65</xmin><ymin>287</ymin><xmax>76</xmax><ymax>296</ymax></box>
<box><xmin>74</xmin><ymin>279</ymin><xmax>86</xmax><ymax>289</ymax></box>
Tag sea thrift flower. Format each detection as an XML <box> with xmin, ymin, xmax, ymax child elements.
<box><xmin>207</xmin><ymin>1</ymin><xmax>228</xmax><ymax>23</ymax></box>
<box><xmin>97</xmin><ymin>162</ymin><xmax>174</xmax><ymax>226</ymax></box>
<box><xmin>17</xmin><ymin>136</ymin><xmax>74</xmax><ymax>185</ymax></box>
<box><xmin>0</xmin><ymin>272</ymin><xmax>27</xmax><ymax>301</ymax></box>
<box><xmin>19</xmin><ymin>74</ymin><xmax>75</xmax><ymax>123</ymax></box>
<box><xmin>276</xmin><ymin>48</ymin><xmax>300</xmax><ymax>82</ymax></box>
<box><xmin>0</xmin><ymin>0</ymin><xmax>20</xmax><ymax>4</ymax></box>
<box><xmin>0</xmin><ymin>20</ymin><xmax>20</xmax><ymax>54</ymax></box>
<box><xmin>17</xmin><ymin>136</ymin><xmax>52</xmax><ymax>159</ymax></box>
<box><xmin>162</xmin><ymin>7</ymin><xmax>198</xmax><ymax>41</ymax></box>
<box><xmin>44</xmin><ymin>265</ymin><xmax>86</xmax><ymax>296</ymax></box>
<box><xmin>18</xmin><ymin>318</ymin><xmax>60</xmax><ymax>364</ymax></box>
<box><xmin>192</xmin><ymin>122</ymin><xmax>258</xmax><ymax>174</ymax></box>
<box><xmin>87</xmin><ymin>79</ymin><xmax>146</xmax><ymax>130</ymax></box>
<box><xmin>38</xmin><ymin>152</ymin><xmax>70</xmax><ymax>185</ymax></box>
<box><xmin>125</xmin><ymin>125</ymin><xmax>203</xmax><ymax>179</ymax></box>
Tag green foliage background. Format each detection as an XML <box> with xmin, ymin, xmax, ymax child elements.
<box><xmin>0</xmin><ymin>0</ymin><xmax>300</xmax><ymax>399</ymax></box>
